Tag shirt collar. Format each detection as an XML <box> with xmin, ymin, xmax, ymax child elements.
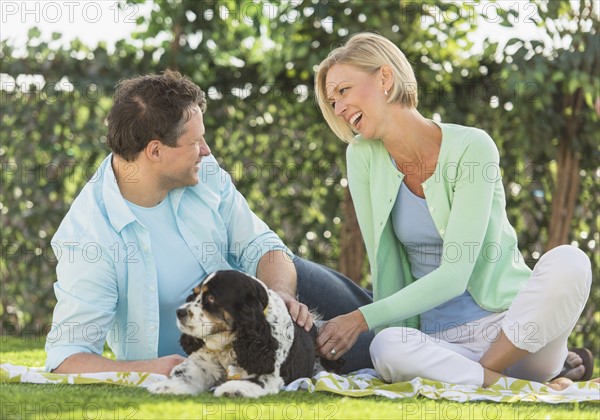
<box><xmin>101</xmin><ymin>154</ymin><xmax>137</xmax><ymax>233</ymax></box>
<box><xmin>101</xmin><ymin>154</ymin><xmax>187</xmax><ymax>233</ymax></box>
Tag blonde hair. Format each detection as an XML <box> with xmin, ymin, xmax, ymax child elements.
<box><xmin>315</xmin><ymin>32</ymin><xmax>418</xmax><ymax>142</ymax></box>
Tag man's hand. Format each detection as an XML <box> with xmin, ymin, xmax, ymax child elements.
<box><xmin>256</xmin><ymin>250</ymin><xmax>312</xmax><ymax>330</ymax></box>
<box><xmin>278</xmin><ymin>292</ymin><xmax>313</xmax><ymax>332</ymax></box>
<box><xmin>151</xmin><ymin>354</ymin><xmax>187</xmax><ymax>376</ymax></box>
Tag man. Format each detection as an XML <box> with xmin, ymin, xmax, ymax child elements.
<box><xmin>45</xmin><ymin>71</ymin><xmax>373</xmax><ymax>375</ymax></box>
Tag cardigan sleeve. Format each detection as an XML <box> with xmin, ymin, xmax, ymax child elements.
<box><xmin>359</xmin><ymin>130</ymin><xmax>501</xmax><ymax>330</ymax></box>
<box><xmin>346</xmin><ymin>143</ymin><xmax>376</xmax><ymax>263</ymax></box>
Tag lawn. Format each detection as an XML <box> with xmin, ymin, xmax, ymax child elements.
<box><xmin>1</xmin><ymin>336</ymin><xmax>598</xmax><ymax>419</ymax></box>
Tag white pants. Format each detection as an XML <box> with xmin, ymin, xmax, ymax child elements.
<box><xmin>370</xmin><ymin>245</ymin><xmax>592</xmax><ymax>386</ymax></box>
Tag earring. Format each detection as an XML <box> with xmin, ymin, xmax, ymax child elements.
<box><xmin>384</xmin><ymin>89</ymin><xmax>389</xmax><ymax>96</ymax></box>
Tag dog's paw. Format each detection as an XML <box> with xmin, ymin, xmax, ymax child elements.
<box><xmin>214</xmin><ymin>380</ymin><xmax>275</xmax><ymax>398</ymax></box>
<box><xmin>146</xmin><ymin>380</ymin><xmax>194</xmax><ymax>395</ymax></box>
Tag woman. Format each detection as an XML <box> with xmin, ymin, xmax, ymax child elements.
<box><xmin>314</xmin><ymin>32</ymin><xmax>593</xmax><ymax>389</ymax></box>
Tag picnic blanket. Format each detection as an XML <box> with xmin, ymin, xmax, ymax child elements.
<box><xmin>2</xmin><ymin>363</ymin><xmax>598</xmax><ymax>403</ymax></box>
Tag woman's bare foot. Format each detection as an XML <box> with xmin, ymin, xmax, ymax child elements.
<box><xmin>547</xmin><ymin>377</ymin><xmax>574</xmax><ymax>391</ymax></box>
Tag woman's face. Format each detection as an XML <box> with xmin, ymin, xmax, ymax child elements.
<box><xmin>325</xmin><ymin>63</ymin><xmax>388</xmax><ymax>140</ymax></box>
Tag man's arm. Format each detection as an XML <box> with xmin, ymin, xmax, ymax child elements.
<box><xmin>256</xmin><ymin>249</ymin><xmax>296</xmax><ymax>298</ymax></box>
<box><xmin>45</xmin><ymin>240</ymin><xmax>120</xmax><ymax>372</ymax></box>
<box><xmin>212</xmin><ymin>162</ymin><xmax>312</xmax><ymax>330</ymax></box>
<box><xmin>256</xmin><ymin>250</ymin><xmax>313</xmax><ymax>331</ymax></box>
<box><xmin>53</xmin><ymin>353</ymin><xmax>185</xmax><ymax>376</ymax></box>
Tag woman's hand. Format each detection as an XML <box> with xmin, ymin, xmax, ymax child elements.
<box><xmin>316</xmin><ymin>310</ymin><xmax>368</xmax><ymax>360</ymax></box>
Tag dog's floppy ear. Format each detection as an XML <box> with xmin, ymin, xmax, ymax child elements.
<box><xmin>179</xmin><ymin>334</ymin><xmax>205</xmax><ymax>355</ymax></box>
<box><xmin>233</xmin><ymin>278</ymin><xmax>278</xmax><ymax>375</ymax></box>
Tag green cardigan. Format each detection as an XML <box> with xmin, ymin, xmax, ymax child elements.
<box><xmin>347</xmin><ymin>122</ymin><xmax>532</xmax><ymax>331</ymax></box>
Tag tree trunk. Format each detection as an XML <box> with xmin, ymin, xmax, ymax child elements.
<box><xmin>546</xmin><ymin>90</ymin><xmax>583</xmax><ymax>251</ymax></box>
<box><xmin>547</xmin><ymin>142</ymin><xmax>581</xmax><ymax>251</ymax></box>
<box><xmin>170</xmin><ymin>22</ymin><xmax>182</xmax><ymax>70</ymax></box>
<box><xmin>338</xmin><ymin>188</ymin><xmax>366</xmax><ymax>284</ymax></box>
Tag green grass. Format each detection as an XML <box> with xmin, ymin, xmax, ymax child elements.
<box><xmin>1</xmin><ymin>336</ymin><xmax>598</xmax><ymax>419</ymax></box>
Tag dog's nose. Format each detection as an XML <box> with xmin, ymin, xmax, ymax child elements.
<box><xmin>176</xmin><ymin>308</ymin><xmax>188</xmax><ymax>319</ymax></box>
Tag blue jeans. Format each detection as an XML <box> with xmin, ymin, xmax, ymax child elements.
<box><xmin>293</xmin><ymin>256</ymin><xmax>375</xmax><ymax>373</ymax></box>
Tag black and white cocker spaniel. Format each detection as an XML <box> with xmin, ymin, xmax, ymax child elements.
<box><xmin>148</xmin><ymin>270</ymin><xmax>338</xmax><ymax>397</ymax></box>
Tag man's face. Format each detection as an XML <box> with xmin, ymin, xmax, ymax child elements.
<box><xmin>160</xmin><ymin>106</ymin><xmax>211</xmax><ymax>189</ymax></box>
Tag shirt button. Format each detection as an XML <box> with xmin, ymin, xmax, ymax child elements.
<box><xmin>429</xmin><ymin>206</ymin><xmax>435</xmax><ymax>212</ymax></box>
<box><xmin>423</xmin><ymin>184</ymin><xmax>428</xmax><ymax>190</ymax></box>
<box><xmin>150</xmin><ymin>325</ymin><xmax>156</xmax><ymax>332</ymax></box>
<box><xmin>440</xmin><ymin>229</ymin><xmax>445</xmax><ymax>235</ymax></box>
<box><xmin>150</xmin><ymin>286</ymin><xmax>156</xmax><ymax>292</ymax></box>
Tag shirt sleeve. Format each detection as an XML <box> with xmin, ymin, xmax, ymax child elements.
<box><xmin>216</xmin><ymin>166</ymin><xmax>292</xmax><ymax>277</ymax></box>
<box><xmin>359</xmin><ymin>132</ymin><xmax>501</xmax><ymax>330</ymax></box>
<box><xmin>45</xmin><ymin>240</ymin><xmax>118</xmax><ymax>371</ymax></box>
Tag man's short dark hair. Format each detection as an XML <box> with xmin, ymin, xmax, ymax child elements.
<box><xmin>106</xmin><ymin>70</ymin><xmax>206</xmax><ymax>161</ymax></box>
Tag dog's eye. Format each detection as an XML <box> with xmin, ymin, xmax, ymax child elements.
<box><xmin>204</xmin><ymin>293</ymin><xmax>215</xmax><ymax>304</ymax></box>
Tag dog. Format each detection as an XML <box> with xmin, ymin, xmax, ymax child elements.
<box><xmin>147</xmin><ymin>270</ymin><xmax>340</xmax><ymax>397</ymax></box>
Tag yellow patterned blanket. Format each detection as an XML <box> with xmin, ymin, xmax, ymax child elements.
<box><xmin>2</xmin><ymin>364</ymin><xmax>598</xmax><ymax>403</ymax></box>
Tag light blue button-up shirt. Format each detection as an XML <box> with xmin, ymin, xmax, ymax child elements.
<box><xmin>45</xmin><ymin>154</ymin><xmax>289</xmax><ymax>371</ymax></box>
